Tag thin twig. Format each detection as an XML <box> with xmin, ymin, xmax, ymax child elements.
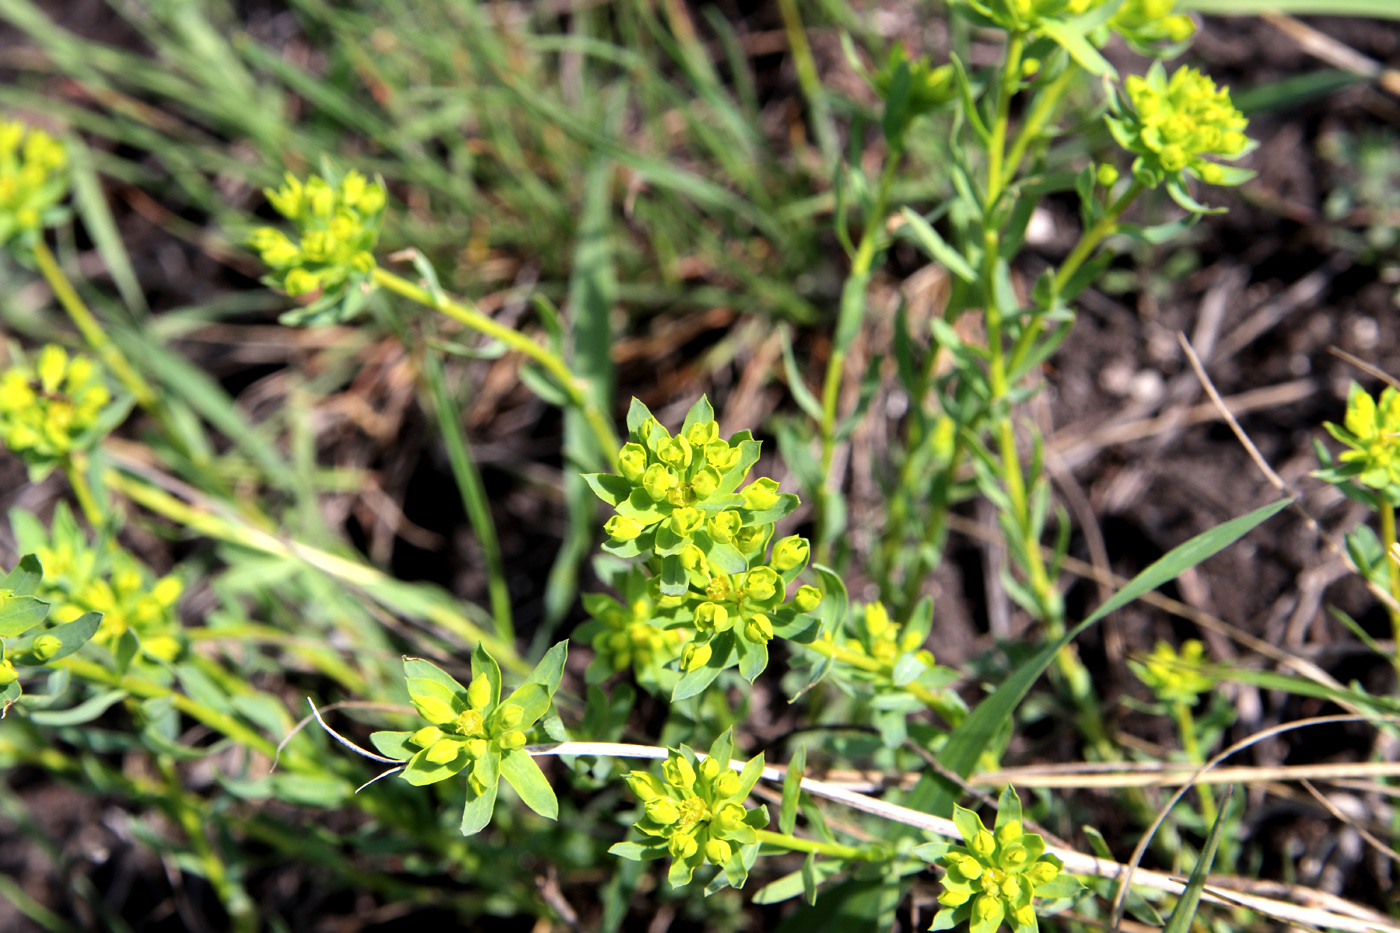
<box><xmin>1298</xmin><ymin>778</ymin><xmax>1400</xmax><ymax>865</ymax></box>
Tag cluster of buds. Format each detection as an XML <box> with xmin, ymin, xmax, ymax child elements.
<box><xmin>12</xmin><ymin>503</ymin><xmax>184</xmax><ymax>662</ymax></box>
<box><xmin>1107</xmin><ymin>63</ymin><xmax>1252</xmax><ymax>191</ymax></box>
<box><xmin>0</xmin><ymin>554</ymin><xmax>102</xmax><ymax>708</ymax></box>
<box><xmin>1128</xmin><ymin>639</ymin><xmax>1215</xmax><ymax>706</ymax></box>
<box><xmin>370</xmin><ymin>643</ymin><xmax>567</xmax><ymax>835</ymax></box>
<box><xmin>584</xmin><ymin>398</ymin><xmax>822</xmax><ymax>695</ymax></box>
<box><xmin>843</xmin><ymin>601</ymin><xmax>934</xmax><ymax>669</ymax></box>
<box><xmin>1321</xmin><ymin>383</ymin><xmax>1400</xmax><ymax>491</ymax></box>
<box><xmin>953</xmin><ymin>0</ymin><xmax>1190</xmax><ymax>55</ymax></box>
<box><xmin>578</xmin><ymin>568</ymin><xmax>688</xmax><ymax>689</ymax></box>
<box><xmin>248</xmin><ymin>169</ymin><xmax>387</xmax><ymax>324</ymax></box>
<box><xmin>1105</xmin><ymin>0</ymin><xmax>1195</xmax><ymax>52</ymax></box>
<box><xmin>0</xmin><ymin>120</ymin><xmax>69</xmax><ymax>250</ymax></box>
<box><xmin>0</xmin><ymin>345</ymin><xmax>112</xmax><ymax>478</ymax></box>
<box><xmin>919</xmin><ymin>787</ymin><xmax>1080</xmax><ymax>933</ymax></box>
<box><xmin>616</xmin><ymin>738</ymin><xmax>767</xmax><ymax>888</ymax></box>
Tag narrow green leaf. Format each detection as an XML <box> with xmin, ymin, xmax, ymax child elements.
<box><xmin>779</xmin><ymin>744</ymin><xmax>806</xmax><ymax>835</ymax></box>
<box><xmin>898</xmin><ymin>208</ymin><xmax>978</xmax><ymax>282</ymax></box>
<box><xmin>1180</xmin><ymin>0</ymin><xmax>1400</xmax><ymax>16</ymax></box>
<box><xmin>27</xmin><ymin>688</ymin><xmax>126</xmax><ymax>726</ymax></box>
<box><xmin>500</xmin><ymin>749</ymin><xmax>558</xmax><ymax>820</ymax></box>
<box><xmin>1161</xmin><ymin>786</ymin><xmax>1235</xmax><ymax>933</ymax></box>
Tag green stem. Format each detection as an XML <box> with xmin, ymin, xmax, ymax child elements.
<box><xmin>815</xmin><ymin>150</ymin><xmax>902</xmax><ymax>559</ymax></box>
<box><xmin>984</xmin><ymin>32</ymin><xmax>1025</xmax><ymax>214</ymax></box>
<box><xmin>754</xmin><ymin>828</ymin><xmax>869</xmax><ymax>861</ymax></box>
<box><xmin>1172</xmin><ymin>700</ymin><xmax>1217</xmax><ymax>828</ymax></box>
<box><xmin>1380</xmin><ymin>500</ymin><xmax>1400</xmax><ymax>672</ymax></box>
<box><xmin>1052</xmin><ymin>179</ymin><xmax>1147</xmax><ymax>298</ymax></box>
<box><xmin>32</xmin><ymin>240</ymin><xmax>158</xmax><ymax>411</ymax></box>
<box><xmin>1001</xmin><ymin>62</ymin><xmax>1075</xmax><ymax>190</ymax></box>
<box><xmin>62</xmin><ymin>454</ymin><xmax>103</xmax><ymax>529</ymax></box>
<box><xmin>371</xmin><ymin>266</ymin><xmax>619</xmax><ymax>471</ymax></box>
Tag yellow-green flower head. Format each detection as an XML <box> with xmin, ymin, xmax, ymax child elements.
<box><xmin>1129</xmin><ymin>639</ymin><xmax>1214</xmax><ymax>705</ymax></box>
<box><xmin>707</xmin><ymin>510</ymin><xmax>742</xmax><ymax>543</ymax></box>
<box><xmin>43</xmin><ymin>546</ymin><xmax>184</xmax><ymax>662</ymax></box>
<box><xmin>741</xmin><ymin>477</ymin><xmax>782</xmax><ymax>511</ymax></box>
<box><xmin>605</xmin><ymin>515</ymin><xmax>643</xmax><ymax>543</ymax></box>
<box><xmin>642</xmin><ymin>463</ymin><xmax>679</xmax><ymax>502</ymax></box>
<box><xmin>0</xmin><ymin>120</ymin><xmax>69</xmax><ymax>250</ymax></box>
<box><xmin>584</xmin><ymin>586</ymin><xmax>686</xmax><ymax>678</ymax></box>
<box><xmin>617</xmin><ymin>442</ymin><xmax>649</xmax><ymax>482</ymax></box>
<box><xmin>871</xmin><ymin>44</ymin><xmax>956</xmax><ymax>121</ymax></box>
<box><xmin>1325</xmin><ymin>383</ymin><xmax>1400</xmax><ymax>489</ymax></box>
<box><xmin>623</xmin><ymin>745</ymin><xmax>766</xmax><ymax>883</ymax></box>
<box><xmin>770</xmin><ymin>535</ymin><xmax>809</xmax><ymax>573</ymax></box>
<box><xmin>793</xmin><ymin>585</ymin><xmax>822</xmax><ymax>613</ymax></box>
<box><xmin>250</xmin><ymin>170</ymin><xmax>387</xmax><ymax>325</ymax></box>
<box><xmin>930</xmin><ymin>792</ymin><xmax>1073</xmax><ymax>933</ymax></box>
<box><xmin>0</xmin><ymin>345</ymin><xmax>112</xmax><ymax>474</ymax></box>
<box><xmin>1110</xmin><ymin>63</ymin><xmax>1252</xmax><ymax>189</ymax></box>
<box><xmin>1109</xmin><ymin>0</ymin><xmax>1195</xmax><ymax>50</ymax></box>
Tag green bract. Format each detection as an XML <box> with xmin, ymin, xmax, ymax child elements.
<box><xmin>0</xmin><ymin>119</ymin><xmax>69</xmax><ymax>252</ymax></box>
<box><xmin>916</xmin><ymin>787</ymin><xmax>1083</xmax><ymax>933</ymax></box>
<box><xmin>611</xmin><ymin>732</ymin><xmax>768</xmax><ymax>890</ymax></box>
<box><xmin>583</xmin><ymin>397</ymin><xmax>821</xmax><ymax>700</ymax></box>
<box><xmin>0</xmin><ymin>345</ymin><xmax>114</xmax><ymax>479</ymax></box>
<box><xmin>369</xmin><ymin>641</ymin><xmax>567</xmax><ymax>835</ymax></box>
<box><xmin>249</xmin><ymin>167</ymin><xmax>387</xmax><ymax>326</ymax></box>
<box><xmin>1129</xmin><ymin>639</ymin><xmax>1214</xmax><ymax>705</ymax></box>
<box><xmin>1106</xmin><ymin>62</ymin><xmax>1254</xmax><ymax>211</ymax></box>
<box><xmin>1322</xmin><ymin>383</ymin><xmax>1400</xmax><ymax>490</ymax></box>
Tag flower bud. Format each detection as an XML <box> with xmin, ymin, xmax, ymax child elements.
<box><xmin>705</xmin><ymin>441</ymin><xmax>740</xmax><ymax>471</ymax></box>
<box><xmin>938</xmin><ymin>888</ymin><xmax>970</xmax><ymax>907</ymax></box>
<box><xmin>657</xmin><ymin>435</ymin><xmax>692</xmax><ymax>470</ymax></box>
<box><xmin>686</xmin><ymin>420</ymin><xmax>718</xmax><ymax>446</ymax></box>
<box><xmin>704</xmin><ymin>838</ymin><xmax>732</xmax><ymax>865</ymax></box>
<box><xmin>995</xmin><ymin>820</ymin><xmax>1023</xmax><ymax>846</ymax></box>
<box><xmin>732</xmin><ymin>525</ymin><xmax>765</xmax><ymax>553</ymax></box>
<box><xmin>680</xmin><ymin>544</ymin><xmax>707</xmax><ymax>575</ymax></box>
<box><xmin>692</xmin><ymin>602</ymin><xmax>726</xmax><ymax>633</ymax></box>
<box><xmin>682</xmin><ymin>642</ymin><xmax>712</xmax><ymax>672</ymax></box>
<box><xmin>865</xmin><ymin>602</ymin><xmax>891</xmax><ymax>637</ymax></box>
<box><xmin>499</xmin><ymin>730</ymin><xmax>527</xmax><ymax>749</ymax></box>
<box><xmin>645</xmin><ymin>797</ymin><xmax>681</xmax><ymax>825</ymax></box>
<box><xmin>793</xmin><ymin>585</ymin><xmax>821</xmax><ymax>613</ymax></box>
<box><xmin>690</xmin><ymin>467</ymin><xmax>720</xmax><ymax>498</ymax></box>
<box><xmin>741</xmin><ymin>477</ymin><xmax>781</xmax><ymax>511</ymax></box>
<box><xmin>744</xmin><ymin>614</ymin><xmax>774</xmax><ymax>644</ymax></box>
<box><xmin>455</xmin><ymin>709</ymin><xmax>485</xmax><ymax>736</ymax></box>
<box><xmin>956</xmin><ymin>855</ymin><xmax>983</xmax><ymax>879</ymax></box>
<box><xmin>1097</xmin><ymin>163</ymin><xmax>1120</xmax><ymax>188</ymax></box>
<box><xmin>411</xmin><ymin>726</ymin><xmax>444</xmax><ymax>748</ymax></box>
<box><xmin>618</xmin><ymin>443</ymin><xmax>649</xmax><ymax>481</ymax></box>
<box><xmin>741</xmin><ymin>567</ymin><xmax>780</xmax><ymax>602</ymax></box>
<box><xmin>467</xmin><ymin>676</ymin><xmax>493</xmax><ymax>710</ymax></box>
<box><xmin>1026</xmin><ymin>859</ymin><xmax>1060</xmax><ymax>886</ymax></box>
<box><xmin>30</xmin><ymin>633</ymin><xmax>61</xmax><ymax>661</ymax></box>
<box><xmin>1002</xmin><ymin>844</ymin><xmax>1028</xmax><ymax>868</ymax></box>
<box><xmin>770</xmin><ymin>536</ymin><xmax>809</xmax><ymax>572</ymax></box>
<box><xmin>663</xmin><ymin>755</ymin><xmax>696</xmax><ymax>789</ymax></box>
<box><xmin>973</xmin><ymin>895</ymin><xmax>1000</xmax><ymax>924</ymax></box>
<box><xmin>1000</xmin><ymin>877</ymin><xmax>1021</xmax><ymax>899</ymax></box>
<box><xmin>605</xmin><ymin>515</ymin><xmax>643</xmax><ymax>542</ymax></box>
<box><xmin>971</xmin><ymin>830</ymin><xmax>996</xmax><ymax>857</ymax></box>
<box><xmin>425</xmin><ymin>738</ymin><xmax>463</xmax><ymax>764</ymax></box>
<box><xmin>0</xmin><ymin>659</ymin><xmax>16</xmax><ymax>686</ymax></box>
<box><xmin>668</xmin><ymin>832</ymin><xmax>698</xmax><ymax>858</ymax></box>
<box><xmin>714</xmin><ymin>771</ymin><xmax>741</xmax><ymax>797</ymax></box>
<box><xmin>706</xmin><ymin>510</ymin><xmax>742</xmax><ymax>543</ymax></box>
<box><xmin>496</xmin><ymin>704</ymin><xmax>524</xmax><ymax>730</ymax></box>
<box><xmin>465</xmin><ymin>738</ymin><xmax>489</xmax><ymax>758</ymax></box>
<box><xmin>670</xmin><ymin>507</ymin><xmax>703</xmax><ymax>536</ymax></box>
<box><xmin>715</xmin><ymin>801</ymin><xmax>746</xmax><ymax>830</ymax></box>
<box><xmin>698</xmin><ymin>758</ymin><xmax>721</xmax><ymax>782</ymax></box>
<box><xmin>641</xmin><ymin>464</ymin><xmax>678</xmax><ymax>502</ymax></box>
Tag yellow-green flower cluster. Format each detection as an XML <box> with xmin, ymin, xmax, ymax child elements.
<box><xmin>1108</xmin><ymin>63</ymin><xmax>1251</xmax><ymax>188</ymax></box>
<box><xmin>1323</xmin><ymin>383</ymin><xmax>1400</xmax><ymax>490</ymax></box>
<box><xmin>1107</xmin><ymin>0</ymin><xmax>1194</xmax><ymax>51</ymax></box>
<box><xmin>584</xmin><ymin>398</ymin><xmax>822</xmax><ymax>697</ymax></box>
<box><xmin>616</xmin><ymin>739</ymin><xmax>767</xmax><ymax>888</ymax></box>
<box><xmin>954</xmin><ymin>0</ymin><xmax>1191</xmax><ymax>55</ymax></box>
<box><xmin>919</xmin><ymin>787</ymin><xmax>1080</xmax><ymax>933</ymax></box>
<box><xmin>580</xmin><ymin>568</ymin><xmax>689</xmax><ymax>689</ymax></box>
<box><xmin>838</xmin><ymin>601</ymin><xmax>934</xmax><ymax>669</ymax></box>
<box><xmin>12</xmin><ymin>503</ymin><xmax>184</xmax><ymax>662</ymax></box>
<box><xmin>0</xmin><ymin>120</ymin><xmax>69</xmax><ymax>249</ymax></box>
<box><xmin>0</xmin><ymin>345</ymin><xmax>112</xmax><ymax>476</ymax></box>
<box><xmin>371</xmin><ymin>644</ymin><xmax>567</xmax><ymax>836</ymax></box>
<box><xmin>1129</xmin><ymin>639</ymin><xmax>1214</xmax><ymax>706</ymax></box>
<box><xmin>249</xmin><ymin>170</ymin><xmax>386</xmax><ymax>324</ymax></box>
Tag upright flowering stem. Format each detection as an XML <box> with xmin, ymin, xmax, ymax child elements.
<box><xmin>1381</xmin><ymin>499</ymin><xmax>1400</xmax><ymax>643</ymax></box>
<box><xmin>753</xmin><ymin>828</ymin><xmax>868</xmax><ymax>861</ymax></box>
<box><xmin>1171</xmin><ymin>699</ymin><xmax>1217</xmax><ymax>827</ymax></box>
<box><xmin>371</xmin><ymin>266</ymin><xmax>620</xmax><ymax>471</ymax></box>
